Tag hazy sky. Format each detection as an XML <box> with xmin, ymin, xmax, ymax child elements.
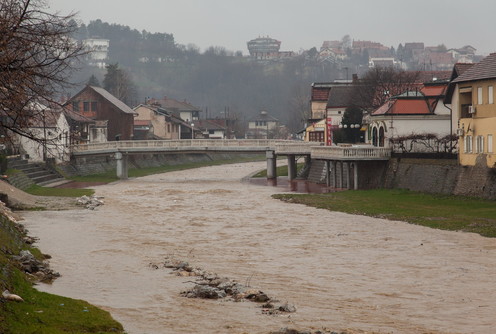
<box><xmin>48</xmin><ymin>0</ymin><xmax>495</xmax><ymax>56</ymax></box>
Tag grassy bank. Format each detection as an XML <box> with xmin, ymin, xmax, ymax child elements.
<box><xmin>252</xmin><ymin>162</ymin><xmax>304</xmax><ymax>178</ymax></box>
<box><xmin>0</xmin><ymin>214</ymin><xmax>123</xmax><ymax>334</ymax></box>
<box><xmin>273</xmin><ymin>189</ymin><xmax>496</xmax><ymax>238</ymax></box>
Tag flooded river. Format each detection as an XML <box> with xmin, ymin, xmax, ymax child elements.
<box><xmin>22</xmin><ymin>161</ymin><xmax>496</xmax><ymax>334</ymax></box>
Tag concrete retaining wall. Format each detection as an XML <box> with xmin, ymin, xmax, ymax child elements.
<box><xmin>58</xmin><ymin>152</ymin><xmax>262</xmax><ymax>178</ymax></box>
<box><xmin>383</xmin><ymin>155</ymin><xmax>496</xmax><ymax>199</ymax></box>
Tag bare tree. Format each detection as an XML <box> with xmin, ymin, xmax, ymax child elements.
<box><xmin>0</xmin><ymin>0</ymin><xmax>84</xmax><ymax>145</ymax></box>
<box><xmin>351</xmin><ymin>67</ymin><xmax>421</xmax><ymax>111</ymax></box>
<box><xmin>287</xmin><ymin>82</ymin><xmax>310</xmax><ymax>133</ymax></box>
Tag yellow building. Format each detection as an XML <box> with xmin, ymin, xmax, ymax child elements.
<box><xmin>448</xmin><ymin>53</ymin><xmax>496</xmax><ymax>167</ymax></box>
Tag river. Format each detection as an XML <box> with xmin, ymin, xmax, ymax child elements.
<box><xmin>22</xmin><ymin>161</ymin><xmax>496</xmax><ymax>334</ymax></box>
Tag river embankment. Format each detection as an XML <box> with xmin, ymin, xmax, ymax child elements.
<box><xmin>20</xmin><ymin>161</ymin><xmax>496</xmax><ymax>334</ymax></box>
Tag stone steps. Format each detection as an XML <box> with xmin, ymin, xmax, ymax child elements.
<box><xmin>7</xmin><ymin>156</ymin><xmax>66</xmax><ymax>189</ymax></box>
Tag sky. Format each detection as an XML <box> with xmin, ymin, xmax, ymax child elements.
<box><xmin>48</xmin><ymin>0</ymin><xmax>496</xmax><ymax>56</ymax></box>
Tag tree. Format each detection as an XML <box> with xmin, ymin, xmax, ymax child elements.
<box><xmin>103</xmin><ymin>63</ymin><xmax>136</xmax><ymax>106</ymax></box>
<box><xmin>0</xmin><ymin>0</ymin><xmax>84</xmax><ymax>144</ymax></box>
<box><xmin>351</xmin><ymin>66</ymin><xmax>420</xmax><ymax>111</ymax></box>
<box><xmin>340</xmin><ymin>105</ymin><xmax>363</xmax><ymax>143</ymax></box>
<box><xmin>87</xmin><ymin>74</ymin><xmax>101</xmax><ymax>87</ymax></box>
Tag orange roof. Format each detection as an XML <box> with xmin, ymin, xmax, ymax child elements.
<box><xmin>421</xmin><ymin>84</ymin><xmax>447</xmax><ymax>96</ymax></box>
<box><xmin>372</xmin><ymin>99</ymin><xmax>432</xmax><ymax>116</ymax></box>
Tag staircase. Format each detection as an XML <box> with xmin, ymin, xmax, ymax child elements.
<box><xmin>7</xmin><ymin>156</ymin><xmax>66</xmax><ymax>188</ymax></box>
<box><xmin>307</xmin><ymin>159</ymin><xmax>327</xmax><ymax>184</ymax></box>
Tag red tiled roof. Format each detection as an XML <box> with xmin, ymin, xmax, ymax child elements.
<box><xmin>420</xmin><ymin>84</ymin><xmax>448</xmax><ymax>97</ymax></box>
<box><xmin>452</xmin><ymin>53</ymin><xmax>496</xmax><ymax>83</ymax></box>
<box><xmin>372</xmin><ymin>99</ymin><xmax>432</xmax><ymax>116</ymax></box>
<box><xmin>311</xmin><ymin>87</ymin><xmax>331</xmax><ymax>101</ymax></box>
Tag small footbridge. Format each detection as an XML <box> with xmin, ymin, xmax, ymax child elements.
<box><xmin>71</xmin><ymin>140</ymin><xmax>391</xmax><ymax>189</ymax></box>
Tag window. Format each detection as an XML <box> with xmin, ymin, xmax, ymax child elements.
<box><xmin>478</xmin><ymin>87</ymin><xmax>483</xmax><ymax>104</ymax></box>
<box><xmin>464</xmin><ymin>135</ymin><xmax>473</xmax><ymax>153</ymax></box>
<box><xmin>72</xmin><ymin>101</ymin><xmax>79</xmax><ymax>112</ymax></box>
<box><xmin>488</xmin><ymin>134</ymin><xmax>493</xmax><ymax>153</ymax></box>
<box><xmin>489</xmin><ymin>86</ymin><xmax>494</xmax><ymax>104</ymax></box>
<box><xmin>91</xmin><ymin>102</ymin><xmax>98</xmax><ymax>111</ymax></box>
<box><xmin>167</xmin><ymin>124</ymin><xmax>171</xmax><ymax>133</ymax></box>
<box><xmin>83</xmin><ymin>101</ymin><xmax>90</xmax><ymax>112</ymax></box>
<box><xmin>476</xmin><ymin>135</ymin><xmax>484</xmax><ymax>153</ymax></box>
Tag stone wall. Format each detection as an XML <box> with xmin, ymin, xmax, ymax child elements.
<box><xmin>382</xmin><ymin>155</ymin><xmax>496</xmax><ymax>199</ymax></box>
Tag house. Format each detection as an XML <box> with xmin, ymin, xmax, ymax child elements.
<box><xmin>146</xmin><ymin>96</ymin><xmax>202</xmax><ymax>123</ymax></box>
<box><xmin>191</xmin><ymin>119</ymin><xmax>227</xmax><ymax>139</ymax></box>
<box><xmin>63</xmin><ymin>108</ymin><xmax>108</xmax><ymax>145</ymax></box>
<box><xmin>306</xmin><ymin>82</ymin><xmax>354</xmax><ymax>144</ymax></box>
<box><xmin>133</xmin><ymin>104</ymin><xmax>189</xmax><ymax>140</ymax></box>
<box><xmin>246</xmin><ymin>111</ymin><xmax>279</xmax><ymax>139</ymax></box>
<box><xmin>82</xmin><ymin>38</ymin><xmax>110</xmax><ymax>68</ymax></box>
<box><xmin>65</xmin><ymin>85</ymin><xmax>136</xmax><ymax>141</ymax></box>
<box><xmin>445</xmin><ymin>53</ymin><xmax>496</xmax><ymax>167</ymax></box>
<box><xmin>18</xmin><ymin>106</ymin><xmax>71</xmax><ymax>162</ymax></box>
<box><xmin>369</xmin><ymin>81</ymin><xmax>451</xmax><ymax>152</ymax></box>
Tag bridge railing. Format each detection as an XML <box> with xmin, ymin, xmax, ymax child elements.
<box><xmin>275</xmin><ymin>142</ymin><xmax>320</xmax><ymax>154</ymax></box>
<box><xmin>71</xmin><ymin>139</ymin><xmax>300</xmax><ymax>153</ymax></box>
<box><xmin>311</xmin><ymin>145</ymin><xmax>391</xmax><ymax>160</ymax></box>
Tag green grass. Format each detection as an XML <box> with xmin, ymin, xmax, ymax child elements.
<box><xmin>273</xmin><ymin>188</ymin><xmax>496</xmax><ymax>238</ymax></box>
<box><xmin>0</xmin><ymin>215</ymin><xmax>124</xmax><ymax>334</ymax></box>
<box><xmin>252</xmin><ymin>162</ymin><xmax>305</xmax><ymax>178</ymax></box>
<box><xmin>24</xmin><ymin>184</ymin><xmax>94</xmax><ymax>197</ymax></box>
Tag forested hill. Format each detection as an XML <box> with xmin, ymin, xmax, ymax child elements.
<box><xmin>72</xmin><ymin>20</ymin><xmax>343</xmax><ymax>131</ymax></box>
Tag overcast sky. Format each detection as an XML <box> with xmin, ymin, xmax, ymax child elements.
<box><xmin>48</xmin><ymin>0</ymin><xmax>495</xmax><ymax>56</ymax></box>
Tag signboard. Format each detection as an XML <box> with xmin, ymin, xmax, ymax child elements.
<box><xmin>326</xmin><ymin>117</ymin><xmax>332</xmax><ymax>146</ymax></box>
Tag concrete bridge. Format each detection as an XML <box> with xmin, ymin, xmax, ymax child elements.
<box><xmin>71</xmin><ymin>140</ymin><xmax>391</xmax><ymax>188</ymax></box>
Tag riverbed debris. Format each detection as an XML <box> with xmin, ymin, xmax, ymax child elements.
<box><xmin>76</xmin><ymin>195</ymin><xmax>104</xmax><ymax>210</ymax></box>
<box><xmin>2</xmin><ymin>290</ymin><xmax>24</xmax><ymax>302</ymax></box>
<box><xmin>149</xmin><ymin>257</ymin><xmax>296</xmax><ymax>315</ymax></box>
<box><xmin>13</xmin><ymin>249</ymin><xmax>60</xmax><ymax>283</ymax></box>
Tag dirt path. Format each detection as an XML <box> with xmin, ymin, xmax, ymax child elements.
<box><xmin>21</xmin><ymin>161</ymin><xmax>496</xmax><ymax>334</ymax></box>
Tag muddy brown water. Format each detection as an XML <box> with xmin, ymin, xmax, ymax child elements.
<box><xmin>22</xmin><ymin>161</ymin><xmax>496</xmax><ymax>334</ymax></box>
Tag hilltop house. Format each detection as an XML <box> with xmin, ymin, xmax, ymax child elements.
<box><xmin>369</xmin><ymin>81</ymin><xmax>452</xmax><ymax>152</ymax></box>
<box><xmin>65</xmin><ymin>85</ymin><xmax>136</xmax><ymax>141</ymax></box>
<box><xmin>445</xmin><ymin>53</ymin><xmax>496</xmax><ymax>167</ymax></box>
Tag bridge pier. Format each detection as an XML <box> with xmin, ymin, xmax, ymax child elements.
<box><xmin>266</xmin><ymin>150</ymin><xmax>277</xmax><ymax>179</ymax></box>
<box><xmin>115</xmin><ymin>152</ymin><xmax>129</xmax><ymax>179</ymax></box>
<box><xmin>287</xmin><ymin>155</ymin><xmax>297</xmax><ymax>180</ymax></box>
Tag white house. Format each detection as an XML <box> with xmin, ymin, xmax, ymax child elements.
<box><xmin>246</xmin><ymin>111</ymin><xmax>279</xmax><ymax>139</ymax></box>
<box><xmin>18</xmin><ymin>107</ymin><xmax>71</xmax><ymax>163</ymax></box>
<box><xmin>82</xmin><ymin>38</ymin><xmax>110</xmax><ymax>68</ymax></box>
<box><xmin>369</xmin><ymin>81</ymin><xmax>453</xmax><ymax>152</ymax></box>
